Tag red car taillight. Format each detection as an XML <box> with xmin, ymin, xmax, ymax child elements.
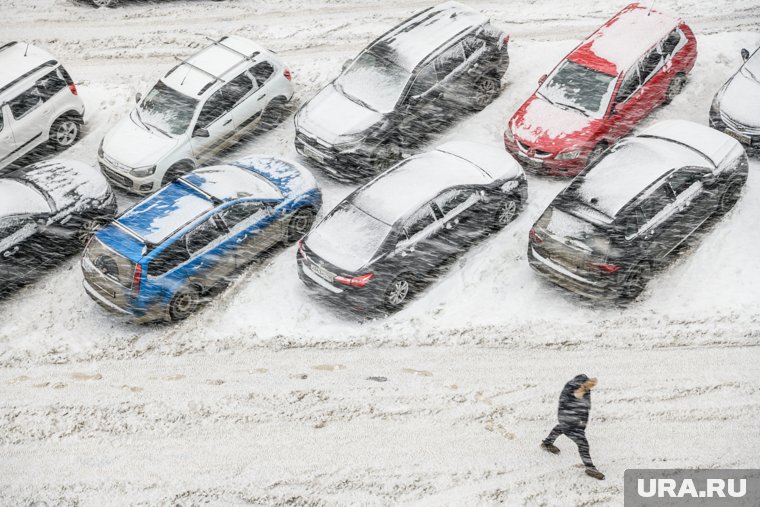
<box><xmin>68</xmin><ymin>82</ymin><xmax>78</xmax><ymax>96</ymax></box>
<box><xmin>503</xmin><ymin>34</ymin><xmax>510</xmax><ymax>46</ymax></box>
<box><xmin>283</xmin><ymin>68</ymin><xmax>292</xmax><ymax>81</ymax></box>
<box><xmin>529</xmin><ymin>228</ymin><xmax>543</xmax><ymax>244</ymax></box>
<box><xmin>334</xmin><ymin>273</ymin><xmax>374</xmax><ymax>288</ymax></box>
<box><xmin>588</xmin><ymin>262</ymin><xmax>620</xmax><ymax>273</ymax></box>
<box><xmin>131</xmin><ymin>264</ymin><xmax>142</xmax><ymax>299</ymax></box>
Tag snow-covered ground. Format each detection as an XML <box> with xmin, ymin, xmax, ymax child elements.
<box><xmin>1</xmin><ymin>0</ymin><xmax>759</xmax><ymax>504</ymax></box>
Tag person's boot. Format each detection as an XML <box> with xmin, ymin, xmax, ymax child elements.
<box><xmin>585</xmin><ymin>467</ymin><xmax>605</xmax><ymax>480</ymax></box>
<box><xmin>540</xmin><ymin>442</ymin><xmax>560</xmax><ymax>454</ymax></box>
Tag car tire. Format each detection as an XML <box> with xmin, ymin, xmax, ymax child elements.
<box><xmin>719</xmin><ymin>176</ymin><xmax>745</xmax><ymax>213</ymax></box>
<box><xmin>286</xmin><ymin>207</ymin><xmax>316</xmax><ymax>243</ymax></box>
<box><xmin>471</xmin><ymin>73</ymin><xmax>501</xmax><ymax>112</ymax></box>
<box><xmin>383</xmin><ymin>273</ymin><xmax>415</xmax><ymax>311</ymax></box>
<box><xmin>492</xmin><ymin>197</ymin><xmax>519</xmax><ymax>231</ymax></box>
<box><xmin>663</xmin><ymin>73</ymin><xmax>687</xmax><ymax>105</ymax></box>
<box><xmin>619</xmin><ymin>263</ymin><xmax>650</xmax><ymax>301</ymax></box>
<box><xmin>162</xmin><ymin>162</ymin><xmax>192</xmax><ymax>186</ymax></box>
<box><xmin>169</xmin><ymin>285</ymin><xmax>201</xmax><ymax>321</ymax></box>
<box><xmin>50</xmin><ymin>115</ymin><xmax>81</xmax><ymax>151</ymax></box>
<box><xmin>586</xmin><ymin>142</ymin><xmax>607</xmax><ymax>168</ymax></box>
<box><xmin>259</xmin><ymin>97</ymin><xmax>288</xmax><ymax>131</ymax></box>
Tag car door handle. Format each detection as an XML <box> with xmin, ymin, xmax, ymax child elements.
<box><xmin>223</xmin><ymin>118</ymin><xmax>232</xmax><ymax>126</ymax></box>
<box><xmin>257</xmin><ymin>94</ymin><xmax>267</xmax><ymax>101</ymax></box>
<box><xmin>3</xmin><ymin>246</ymin><xmax>19</xmax><ymax>258</ymax></box>
<box><xmin>235</xmin><ymin>236</ymin><xmax>246</xmax><ymax>244</ymax></box>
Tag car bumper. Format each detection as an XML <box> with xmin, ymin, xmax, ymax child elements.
<box><xmin>97</xmin><ymin>156</ymin><xmax>158</xmax><ymax>194</ymax></box>
<box><xmin>83</xmin><ymin>278</ymin><xmax>168</xmax><ymax>323</ymax></box>
<box><xmin>527</xmin><ymin>245</ymin><xmax>616</xmax><ymax>300</ymax></box>
<box><xmin>296</xmin><ymin>256</ymin><xmax>383</xmax><ymax>312</ymax></box>
<box><xmin>294</xmin><ymin>133</ymin><xmax>376</xmax><ymax>181</ymax></box>
<box><xmin>709</xmin><ymin>116</ymin><xmax>760</xmax><ymax>154</ymax></box>
<box><xmin>504</xmin><ymin>133</ymin><xmax>587</xmax><ymax>177</ymax></box>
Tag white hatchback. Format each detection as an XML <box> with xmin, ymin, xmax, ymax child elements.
<box><xmin>98</xmin><ymin>36</ymin><xmax>295</xmax><ymax>194</ymax></box>
<box><xmin>0</xmin><ymin>42</ymin><xmax>85</xmax><ymax>172</ymax></box>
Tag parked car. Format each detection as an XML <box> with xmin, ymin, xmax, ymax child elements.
<box><xmin>297</xmin><ymin>141</ymin><xmax>526</xmax><ymax>312</ymax></box>
<box><xmin>709</xmin><ymin>45</ymin><xmax>760</xmax><ymax>154</ymax></box>
<box><xmin>528</xmin><ymin>120</ymin><xmax>748</xmax><ymax>300</ymax></box>
<box><xmin>98</xmin><ymin>36</ymin><xmax>294</xmax><ymax>194</ymax></box>
<box><xmin>504</xmin><ymin>3</ymin><xmax>697</xmax><ymax>177</ymax></box>
<box><xmin>89</xmin><ymin>0</ymin><xmax>223</xmax><ymax>7</ymax></box>
<box><xmin>1</xmin><ymin>42</ymin><xmax>85</xmax><ymax>172</ymax></box>
<box><xmin>1</xmin><ymin>159</ymin><xmax>116</xmax><ymax>295</ymax></box>
<box><xmin>82</xmin><ymin>156</ymin><xmax>320</xmax><ymax>321</ymax></box>
<box><xmin>294</xmin><ymin>1</ymin><xmax>510</xmax><ymax>180</ymax></box>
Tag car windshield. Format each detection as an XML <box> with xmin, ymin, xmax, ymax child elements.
<box><xmin>335</xmin><ymin>50</ymin><xmax>411</xmax><ymax>113</ymax></box>
<box><xmin>539</xmin><ymin>59</ymin><xmax>617</xmax><ymax>118</ymax></box>
<box><xmin>741</xmin><ymin>51</ymin><xmax>760</xmax><ymax>82</ymax></box>
<box><xmin>306</xmin><ymin>202</ymin><xmax>392</xmax><ymax>272</ymax></box>
<box><xmin>138</xmin><ymin>81</ymin><xmax>199</xmax><ymax>136</ymax></box>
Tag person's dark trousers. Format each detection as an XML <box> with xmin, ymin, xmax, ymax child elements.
<box><xmin>543</xmin><ymin>423</ymin><xmax>595</xmax><ymax>468</ymax></box>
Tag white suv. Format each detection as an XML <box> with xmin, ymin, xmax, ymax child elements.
<box><xmin>98</xmin><ymin>36</ymin><xmax>295</xmax><ymax>194</ymax></box>
<box><xmin>0</xmin><ymin>42</ymin><xmax>85</xmax><ymax>171</ymax></box>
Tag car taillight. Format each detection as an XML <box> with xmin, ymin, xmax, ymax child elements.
<box><xmin>283</xmin><ymin>68</ymin><xmax>292</xmax><ymax>81</ymax></box>
<box><xmin>588</xmin><ymin>262</ymin><xmax>620</xmax><ymax>273</ymax></box>
<box><xmin>529</xmin><ymin>228</ymin><xmax>543</xmax><ymax>244</ymax></box>
<box><xmin>503</xmin><ymin>34</ymin><xmax>510</xmax><ymax>46</ymax></box>
<box><xmin>334</xmin><ymin>273</ymin><xmax>374</xmax><ymax>287</ymax></box>
<box><xmin>131</xmin><ymin>264</ymin><xmax>142</xmax><ymax>298</ymax></box>
<box><xmin>68</xmin><ymin>83</ymin><xmax>78</xmax><ymax>96</ymax></box>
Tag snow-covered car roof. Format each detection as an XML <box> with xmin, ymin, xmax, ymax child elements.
<box><xmin>640</xmin><ymin>119</ymin><xmax>743</xmax><ymax>168</ymax></box>
<box><xmin>351</xmin><ymin>148</ymin><xmax>494</xmax><ymax>225</ymax></box>
<box><xmin>0</xmin><ymin>42</ymin><xmax>58</xmax><ymax>95</ymax></box>
<box><xmin>573</xmin><ymin>134</ymin><xmax>709</xmax><ymax>219</ymax></box>
<box><xmin>375</xmin><ymin>1</ymin><xmax>488</xmax><ymax>71</ymax></box>
<box><xmin>182</xmin><ymin>165</ymin><xmax>282</xmax><ymax>201</ymax></box>
<box><xmin>162</xmin><ymin>35</ymin><xmax>270</xmax><ymax>98</ymax></box>
<box><xmin>570</xmin><ymin>3</ymin><xmax>681</xmax><ymax>75</ymax></box>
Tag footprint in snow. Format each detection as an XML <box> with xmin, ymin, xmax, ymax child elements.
<box><xmin>71</xmin><ymin>372</ymin><xmax>103</xmax><ymax>381</ymax></box>
<box><xmin>206</xmin><ymin>379</ymin><xmax>225</xmax><ymax>385</ymax></box>
<box><xmin>367</xmin><ymin>376</ymin><xmax>388</xmax><ymax>382</ymax></box>
<box><xmin>312</xmin><ymin>364</ymin><xmax>346</xmax><ymax>372</ymax></box>
<box><xmin>7</xmin><ymin>375</ymin><xmax>31</xmax><ymax>384</ymax></box>
<box><xmin>163</xmin><ymin>374</ymin><xmax>186</xmax><ymax>381</ymax></box>
<box><xmin>121</xmin><ymin>385</ymin><xmax>144</xmax><ymax>393</ymax></box>
<box><xmin>289</xmin><ymin>373</ymin><xmax>308</xmax><ymax>380</ymax></box>
<box><xmin>402</xmin><ymin>368</ymin><xmax>433</xmax><ymax>377</ymax></box>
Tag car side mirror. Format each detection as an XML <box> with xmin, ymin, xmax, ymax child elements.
<box><xmin>538</xmin><ymin>74</ymin><xmax>548</xmax><ymax>86</ymax></box>
<box><xmin>342</xmin><ymin>59</ymin><xmax>353</xmax><ymax>72</ymax></box>
<box><xmin>193</xmin><ymin>126</ymin><xmax>210</xmax><ymax>138</ymax></box>
<box><xmin>701</xmin><ymin>173</ymin><xmax>718</xmax><ymax>188</ymax></box>
<box><xmin>135</xmin><ymin>92</ymin><xmax>142</xmax><ymax>104</ymax></box>
<box><xmin>741</xmin><ymin>48</ymin><xmax>750</xmax><ymax>62</ymax></box>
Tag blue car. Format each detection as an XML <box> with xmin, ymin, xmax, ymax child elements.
<box><xmin>82</xmin><ymin>156</ymin><xmax>321</xmax><ymax>322</ymax></box>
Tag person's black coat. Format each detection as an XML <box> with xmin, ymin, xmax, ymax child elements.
<box><xmin>557</xmin><ymin>374</ymin><xmax>591</xmax><ymax>428</ymax></box>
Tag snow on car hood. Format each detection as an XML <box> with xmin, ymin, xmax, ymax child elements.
<box><xmin>511</xmin><ymin>96</ymin><xmax>598</xmax><ymax>152</ymax></box>
<box><xmin>297</xmin><ymin>84</ymin><xmax>383</xmax><ymax>144</ymax></box>
<box><xmin>102</xmin><ymin>113</ymin><xmax>179</xmax><ymax>168</ymax></box>
<box><xmin>22</xmin><ymin>159</ymin><xmax>110</xmax><ymax>212</ymax></box>
<box><xmin>720</xmin><ymin>72</ymin><xmax>760</xmax><ymax>129</ymax></box>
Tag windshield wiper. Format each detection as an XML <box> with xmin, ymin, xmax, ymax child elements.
<box><xmin>555</xmin><ymin>102</ymin><xmax>590</xmax><ymax>117</ymax></box>
<box><xmin>133</xmin><ymin>108</ymin><xmax>152</xmax><ymax>133</ymax></box>
<box><xmin>334</xmin><ymin>81</ymin><xmax>378</xmax><ymax>112</ymax></box>
<box><xmin>536</xmin><ymin>90</ymin><xmax>554</xmax><ymax>105</ymax></box>
<box><xmin>145</xmin><ymin>122</ymin><xmax>171</xmax><ymax>138</ymax></box>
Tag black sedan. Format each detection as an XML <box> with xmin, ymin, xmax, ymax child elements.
<box><xmin>528</xmin><ymin>120</ymin><xmax>748</xmax><ymax>300</ymax></box>
<box><xmin>297</xmin><ymin>141</ymin><xmax>526</xmax><ymax>313</ymax></box>
<box><xmin>1</xmin><ymin>159</ymin><xmax>116</xmax><ymax>295</ymax></box>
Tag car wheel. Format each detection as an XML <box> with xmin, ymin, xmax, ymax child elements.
<box><xmin>287</xmin><ymin>207</ymin><xmax>316</xmax><ymax>243</ymax></box>
<box><xmin>383</xmin><ymin>274</ymin><xmax>414</xmax><ymax>311</ymax></box>
<box><xmin>259</xmin><ymin>98</ymin><xmax>288</xmax><ymax>131</ymax></box>
<box><xmin>586</xmin><ymin>143</ymin><xmax>607</xmax><ymax>168</ymax></box>
<box><xmin>492</xmin><ymin>198</ymin><xmax>519</xmax><ymax>230</ymax></box>
<box><xmin>169</xmin><ymin>285</ymin><xmax>201</xmax><ymax>321</ymax></box>
<box><xmin>719</xmin><ymin>177</ymin><xmax>744</xmax><ymax>213</ymax></box>
<box><xmin>664</xmin><ymin>73</ymin><xmax>687</xmax><ymax>105</ymax></box>
<box><xmin>472</xmin><ymin>74</ymin><xmax>500</xmax><ymax>111</ymax></box>
<box><xmin>76</xmin><ymin>216</ymin><xmax>107</xmax><ymax>246</ymax></box>
<box><xmin>162</xmin><ymin>163</ymin><xmax>192</xmax><ymax>186</ymax></box>
<box><xmin>50</xmin><ymin>116</ymin><xmax>81</xmax><ymax>150</ymax></box>
<box><xmin>620</xmin><ymin>263</ymin><xmax>650</xmax><ymax>301</ymax></box>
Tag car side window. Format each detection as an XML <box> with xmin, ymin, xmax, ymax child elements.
<box><xmin>461</xmin><ymin>36</ymin><xmax>485</xmax><ymax>60</ymax></box>
<box><xmin>149</xmin><ymin>240</ymin><xmax>191</xmax><ymax>276</ymax></box>
<box><xmin>196</xmin><ymin>89</ymin><xmax>228</xmax><ymax>129</ymax></box>
<box><xmin>640</xmin><ymin>184</ymin><xmax>675</xmax><ymax>224</ymax></box>
<box><xmin>219</xmin><ymin>201</ymin><xmax>267</xmax><ymax>231</ymax></box>
<box><xmin>638</xmin><ymin>45</ymin><xmax>664</xmax><ymax>83</ymax></box>
<box><xmin>0</xmin><ymin>216</ymin><xmax>37</xmax><ymax>253</ymax></box>
<box><xmin>185</xmin><ymin>216</ymin><xmax>226</xmax><ymax>256</ymax></box>
<box><xmin>661</xmin><ymin>29</ymin><xmax>683</xmax><ymax>59</ymax></box>
<box><xmin>251</xmin><ymin>61</ymin><xmax>274</xmax><ymax>86</ymax></box>
<box><xmin>402</xmin><ymin>204</ymin><xmax>437</xmax><ymax>240</ymax></box>
<box><xmin>222</xmin><ymin>72</ymin><xmax>255</xmax><ymax>107</ymax></box>
<box><xmin>0</xmin><ymin>109</ymin><xmax>4</xmax><ymax>132</ymax></box>
<box><xmin>36</xmin><ymin>69</ymin><xmax>67</xmax><ymax>101</ymax></box>
<box><xmin>668</xmin><ymin>168</ymin><xmax>703</xmax><ymax>196</ymax></box>
<box><xmin>434</xmin><ymin>43</ymin><xmax>465</xmax><ymax>81</ymax></box>
<box><xmin>408</xmin><ymin>63</ymin><xmax>437</xmax><ymax>98</ymax></box>
<box><xmin>616</xmin><ymin>68</ymin><xmax>641</xmax><ymax>103</ymax></box>
<box><xmin>434</xmin><ymin>189</ymin><xmax>472</xmax><ymax>217</ymax></box>
<box><xmin>9</xmin><ymin>85</ymin><xmax>44</xmax><ymax>120</ymax></box>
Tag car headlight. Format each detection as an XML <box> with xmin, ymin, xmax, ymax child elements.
<box><xmin>556</xmin><ymin>149</ymin><xmax>581</xmax><ymax>160</ymax></box>
<box><xmin>98</xmin><ymin>139</ymin><xmax>104</xmax><ymax>158</ymax></box>
<box><xmin>501</xmin><ymin>179</ymin><xmax>519</xmax><ymax>192</ymax></box>
<box><xmin>130</xmin><ymin>165</ymin><xmax>157</xmax><ymax>178</ymax></box>
<box><xmin>504</xmin><ymin>126</ymin><xmax>515</xmax><ymax>142</ymax></box>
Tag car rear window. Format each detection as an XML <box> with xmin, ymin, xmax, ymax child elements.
<box><xmin>85</xmin><ymin>237</ymin><xmax>136</xmax><ymax>288</ymax></box>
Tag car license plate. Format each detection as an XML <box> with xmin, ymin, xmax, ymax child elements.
<box><xmin>303</xmin><ymin>143</ymin><xmax>326</xmax><ymax>163</ymax></box>
<box><xmin>310</xmin><ymin>261</ymin><xmax>334</xmax><ymax>282</ymax></box>
<box><xmin>518</xmin><ymin>153</ymin><xmax>542</xmax><ymax>170</ymax></box>
<box><xmin>725</xmin><ymin>129</ymin><xmax>751</xmax><ymax>145</ymax></box>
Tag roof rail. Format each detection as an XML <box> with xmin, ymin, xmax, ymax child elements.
<box><xmin>204</xmin><ymin>36</ymin><xmax>260</xmax><ymax>62</ymax></box>
<box><xmin>0</xmin><ymin>41</ymin><xmax>19</xmax><ymax>54</ymax></box>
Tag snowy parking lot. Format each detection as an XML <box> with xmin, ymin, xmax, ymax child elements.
<box><xmin>1</xmin><ymin>0</ymin><xmax>759</xmax><ymax>504</ymax></box>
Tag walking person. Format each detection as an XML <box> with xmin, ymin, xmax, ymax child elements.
<box><xmin>541</xmin><ymin>374</ymin><xmax>605</xmax><ymax>480</ymax></box>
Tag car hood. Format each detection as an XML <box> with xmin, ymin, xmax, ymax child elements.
<box><xmin>102</xmin><ymin>113</ymin><xmax>180</xmax><ymax>168</ymax></box>
<box><xmin>297</xmin><ymin>84</ymin><xmax>383</xmax><ymax>144</ymax></box>
<box><xmin>510</xmin><ymin>95</ymin><xmax>600</xmax><ymax>153</ymax></box>
<box><xmin>720</xmin><ymin>72</ymin><xmax>760</xmax><ymax>129</ymax></box>
<box><xmin>23</xmin><ymin>159</ymin><xmax>110</xmax><ymax>212</ymax></box>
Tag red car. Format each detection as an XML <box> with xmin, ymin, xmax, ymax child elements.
<box><xmin>504</xmin><ymin>3</ymin><xmax>697</xmax><ymax>177</ymax></box>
